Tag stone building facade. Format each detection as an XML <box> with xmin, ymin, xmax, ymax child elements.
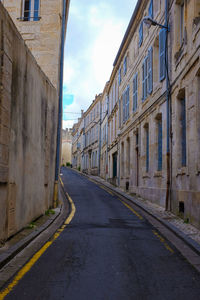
<box><xmin>1</xmin><ymin>0</ymin><xmax>69</xmax><ymax>88</ymax></box>
<box><xmin>0</xmin><ymin>1</ymin><xmax>69</xmax><ymax>242</ymax></box>
<box><xmin>72</xmin><ymin>0</ymin><xmax>200</xmax><ymax>228</ymax></box>
<box><xmin>61</xmin><ymin>128</ymin><xmax>72</xmax><ymax>166</ymax></box>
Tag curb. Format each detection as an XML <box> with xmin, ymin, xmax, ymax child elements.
<box><xmin>0</xmin><ymin>183</ymin><xmax>69</xmax><ymax>270</ymax></box>
<box><xmin>70</xmin><ymin>167</ymin><xmax>200</xmax><ymax>256</ymax></box>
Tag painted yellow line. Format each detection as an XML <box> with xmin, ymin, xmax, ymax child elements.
<box><xmin>121</xmin><ymin>200</ymin><xmax>143</xmax><ymax>220</ymax></box>
<box><xmin>152</xmin><ymin>230</ymin><xmax>174</xmax><ymax>253</ymax></box>
<box><xmin>99</xmin><ymin>185</ymin><xmax>114</xmax><ymax>196</ymax></box>
<box><xmin>0</xmin><ymin>188</ymin><xmax>76</xmax><ymax>300</ymax></box>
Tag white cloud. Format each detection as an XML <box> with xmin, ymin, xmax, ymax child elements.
<box><xmin>63</xmin><ymin>0</ymin><xmax>136</xmax><ymax>129</ymax></box>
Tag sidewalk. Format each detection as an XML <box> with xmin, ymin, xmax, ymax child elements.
<box><xmin>86</xmin><ymin>173</ymin><xmax>200</xmax><ymax>255</ymax></box>
<box><xmin>0</xmin><ymin>185</ymin><xmax>69</xmax><ymax>272</ymax></box>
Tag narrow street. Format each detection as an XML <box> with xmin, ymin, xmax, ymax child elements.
<box><xmin>4</xmin><ymin>168</ymin><xmax>200</xmax><ymax>300</ymax></box>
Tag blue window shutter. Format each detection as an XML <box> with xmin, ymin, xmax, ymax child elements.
<box><xmin>142</xmin><ymin>62</ymin><xmax>145</xmax><ymax>101</ymax></box>
<box><xmin>158</xmin><ymin>119</ymin><xmax>162</xmax><ymax>171</ymax></box>
<box><xmin>119</xmin><ymin>98</ymin><xmax>121</xmax><ymax>127</ymax></box>
<box><xmin>146</xmin><ymin>127</ymin><xmax>149</xmax><ymax>172</ymax></box>
<box><xmin>181</xmin><ymin>98</ymin><xmax>186</xmax><ymax>166</ymax></box>
<box><xmin>123</xmin><ymin>92</ymin><xmax>125</xmax><ymax>122</ymax></box>
<box><xmin>148</xmin><ymin>0</ymin><xmax>153</xmax><ymax>19</ymax></box>
<box><xmin>144</xmin><ymin>57</ymin><xmax>148</xmax><ymax>99</ymax></box>
<box><xmin>133</xmin><ymin>75</ymin><xmax>136</xmax><ymax>111</ymax></box>
<box><xmin>28</xmin><ymin>0</ymin><xmax>32</xmax><ymax>20</ymax></box>
<box><xmin>118</xmin><ymin>68</ymin><xmax>121</xmax><ymax>85</ymax></box>
<box><xmin>139</xmin><ymin>23</ymin><xmax>143</xmax><ymax>47</ymax></box>
<box><xmin>133</xmin><ymin>74</ymin><xmax>138</xmax><ymax>111</ymax></box>
<box><xmin>126</xmin><ymin>85</ymin><xmax>129</xmax><ymax>119</ymax></box>
<box><xmin>159</xmin><ymin>28</ymin><xmax>166</xmax><ymax>81</ymax></box>
<box><xmin>135</xmin><ymin>73</ymin><xmax>138</xmax><ymax>109</ymax></box>
<box><xmin>34</xmin><ymin>0</ymin><xmax>39</xmax><ymax>21</ymax></box>
<box><xmin>148</xmin><ymin>47</ymin><xmax>153</xmax><ymax>94</ymax></box>
<box><xmin>123</xmin><ymin>57</ymin><xmax>127</xmax><ymax>75</ymax></box>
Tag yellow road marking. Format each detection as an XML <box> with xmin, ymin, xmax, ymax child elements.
<box><xmin>99</xmin><ymin>185</ymin><xmax>114</xmax><ymax>196</ymax></box>
<box><xmin>0</xmin><ymin>182</ymin><xmax>76</xmax><ymax>300</ymax></box>
<box><xmin>121</xmin><ymin>200</ymin><xmax>143</xmax><ymax>220</ymax></box>
<box><xmin>152</xmin><ymin>230</ymin><xmax>174</xmax><ymax>253</ymax></box>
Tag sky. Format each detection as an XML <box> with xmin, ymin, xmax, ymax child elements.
<box><xmin>63</xmin><ymin>0</ymin><xmax>137</xmax><ymax>129</ymax></box>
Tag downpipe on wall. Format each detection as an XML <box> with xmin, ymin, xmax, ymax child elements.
<box><xmin>165</xmin><ymin>0</ymin><xmax>172</xmax><ymax>211</ymax></box>
<box><xmin>54</xmin><ymin>0</ymin><xmax>67</xmax><ymax>208</ymax></box>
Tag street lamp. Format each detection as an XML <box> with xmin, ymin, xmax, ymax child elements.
<box><xmin>143</xmin><ymin>16</ymin><xmax>170</xmax><ymax>31</ymax></box>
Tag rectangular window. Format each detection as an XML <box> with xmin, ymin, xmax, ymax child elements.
<box><xmin>118</xmin><ymin>68</ymin><xmax>121</xmax><ymax>85</ymax></box>
<box><xmin>23</xmin><ymin>0</ymin><xmax>40</xmax><ymax>21</ymax></box>
<box><xmin>146</xmin><ymin>126</ymin><xmax>149</xmax><ymax>172</ymax></box>
<box><xmin>180</xmin><ymin>3</ymin><xmax>184</xmax><ymax>45</ymax></box>
<box><xmin>147</xmin><ymin>47</ymin><xmax>153</xmax><ymax>94</ymax></box>
<box><xmin>181</xmin><ymin>98</ymin><xmax>186</xmax><ymax>166</ymax></box>
<box><xmin>139</xmin><ymin>22</ymin><xmax>143</xmax><ymax>47</ymax></box>
<box><xmin>123</xmin><ymin>93</ymin><xmax>125</xmax><ymax>122</ymax></box>
<box><xmin>149</xmin><ymin>0</ymin><xmax>153</xmax><ymax>19</ymax></box>
<box><xmin>126</xmin><ymin>85</ymin><xmax>129</xmax><ymax>120</ymax></box>
<box><xmin>142</xmin><ymin>57</ymin><xmax>148</xmax><ymax>101</ymax></box>
<box><xmin>123</xmin><ymin>86</ymin><xmax>129</xmax><ymax>122</ymax></box>
<box><xmin>158</xmin><ymin>119</ymin><xmax>162</xmax><ymax>171</ymax></box>
<box><xmin>133</xmin><ymin>73</ymin><xmax>138</xmax><ymax>112</ymax></box>
<box><xmin>159</xmin><ymin>28</ymin><xmax>166</xmax><ymax>81</ymax></box>
<box><xmin>123</xmin><ymin>56</ymin><xmax>127</xmax><ymax>75</ymax></box>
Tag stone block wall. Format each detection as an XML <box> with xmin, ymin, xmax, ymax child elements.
<box><xmin>0</xmin><ymin>3</ymin><xmax>58</xmax><ymax>241</ymax></box>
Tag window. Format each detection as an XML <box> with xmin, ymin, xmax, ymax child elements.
<box><xmin>142</xmin><ymin>48</ymin><xmax>153</xmax><ymax>101</ymax></box>
<box><xmin>148</xmin><ymin>0</ymin><xmax>153</xmax><ymax>19</ymax></box>
<box><xmin>122</xmin><ymin>85</ymin><xmax>129</xmax><ymax>122</ymax></box>
<box><xmin>180</xmin><ymin>97</ymin><xmax>186</xmax><ymax>166</ymax></box>
<box><xmin>22</xmin><ymin>0</ymin><xmax>40</xmax><ymax>21</ymax></box>
<box><xmin>139</xmin><ymin>22</ymin><xmax>143</xmax><ymax>47</ymax></box>
<box><xmin>147</xmin><ymin>47</ymin><xmax>153</xmax><ymax>94</ymax></box>
<box><xmin>123</xmin><ymin>56</ymin><xmax>127</xmax><ymax>75</ymax></box>
<box><xmin>142</xmin><ymin>57</ymin><xmax>148</xmax><ymax>101</ymax></box>
<box><xmin>157</xmin><ymin>118</ymin><xmax>162</xmax><ymax>171</ymax></box>
<box><xmin>180</xmin><ymin>2</ymin><xmax>184</xmax><ymax>45</ymax></box>
<box><xmin>145</xmin><ymin>125</ymin><xmax>149</xmax><ymax>172</ymax></box>
<box><xmin>159</xmin><ymin>28</ymin><xmax>166</xmax><ymax>81</ymax></box>
<box><xmin>118</xmin><ymin>68</ymin><xmax>121</xmax><ymax>85</ymax></box>
<box><xmin>121</xmin><ymin>142</ymin><xmax>124</xmax><ymax>177</ymax></box>
<box><xmin>127</xmin><ymin>138</ymin><xmax>130</xmax><ymax>175</ymax></box>
<box><xmin>133</xmin><ymin>73</ymin><xmax>138</xmax><ymax>112</ymax></box>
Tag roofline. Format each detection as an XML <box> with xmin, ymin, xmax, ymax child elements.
<box><xmin>113</xmin><ymin>0</ymin><xmax>142</xmax><ymax>67</ymax></box>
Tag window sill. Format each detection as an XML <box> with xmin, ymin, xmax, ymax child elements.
<box><xmin>176</xmin><ymin>166</ymin><xmax>188</xmax><ymax>177</ymax></box>
<box><xmin>142</xmin><ymin>172</ymin><xmax>150</xmax><ymax>179</ymax></box>
<box><xmin>154</xmin><ymin>171</ymin><xmax>163</xmax><ymax>178</ymax></box>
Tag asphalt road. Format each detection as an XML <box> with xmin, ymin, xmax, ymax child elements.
<box><xmin>4</xmin><ymin>168</ymin><xmax>200</xmax><ymax>300</ymax></box>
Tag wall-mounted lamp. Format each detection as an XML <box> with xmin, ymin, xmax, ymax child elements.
<box><xmin>143</xmin><ymin>16</ymin><xmax>170</xmax><ymax>31</ymax></box>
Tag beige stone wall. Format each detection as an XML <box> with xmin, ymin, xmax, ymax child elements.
<box><xmin>0</xmin><ymin>3</ymin><xmax>58</xmax><ymax>241</ymax></box>
<box><xmin>1</xmin><ymin>0</ymin><xmax>68</xmax><ymax>89</ymax></box>
<box><xmin>61</xmin><ymin>129</ymin><xmax>72</xmax><ymax>165</ymax></box>
<box><xmin>169</xmin><ymin>0</ymin><xmax>200</xmax><ymax>227</ymax></box>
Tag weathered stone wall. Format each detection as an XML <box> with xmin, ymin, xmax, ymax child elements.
<box><xmin>1</xmin><ymin>0</ymin><xmax>68</xmax><ymax>89</ymax></box>
<box><xmin>0</xmin><ymin>3</ymin><xmax>58</xmax><ymax>241</ymax></box>
<box><xmin>61</xmin><ymin>129</ymin><xmax>72</xmax><ymax>165</ymax></box>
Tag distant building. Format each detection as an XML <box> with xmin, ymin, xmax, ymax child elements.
<box><xmin>62</xmin><ymin>128</ymin><xmax>72</xmax><ymax>165</ymax></box>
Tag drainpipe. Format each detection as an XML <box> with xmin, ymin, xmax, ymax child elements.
<box><xmin>53</xmin><ymin>0</ymin><xmax>67</xmax><ymax>208</ymax></box>
<box><xmin>165</xmin><ymin>0</ymin><xmax>171</xmax><ymax>211</ymax></box>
